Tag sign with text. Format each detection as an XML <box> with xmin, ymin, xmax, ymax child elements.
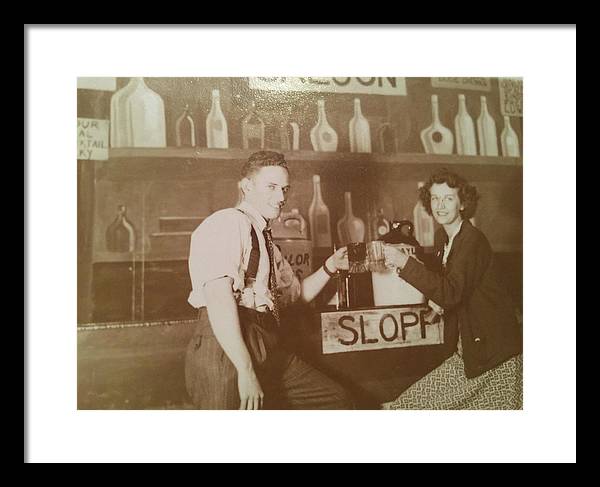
<box><xmin>77</xmin><ymin>77</ymin><xmax>117</xmax><ymax>91</ymax></box>
<box><xmin>77</xmin><ymin>118</ymin><xmax>109</xmax><ymax>160</ymax></box>
<box><xmin>321</xmin><ymin>304</ymin><xmax>444</xmax><ymax>354</ymax></box>
<box><xmin>249</xmin><ymin>77</ymin><xmax>407</xmax><ymax>96</ymax></box>
<box><xmin>499</xmin><ymin>78</ymin><xmax>523</xmax><ymax>117</ymax></box>
<box><xmin>431</xmin><ymin>77</ymin><xmax>491</xmax><ymax>91</ymax></box>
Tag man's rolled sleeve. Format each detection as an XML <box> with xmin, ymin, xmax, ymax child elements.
<box><xmin>187</xmin><ymin>210</ymin><xmax>247</xmax><ymax>308</ymax></box>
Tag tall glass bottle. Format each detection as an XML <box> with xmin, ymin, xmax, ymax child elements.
<box><xmin>310</xmin><ymin>99</ymin><xmax>338</xmax><ymax>152</ymax></box>
<box><xmin>241</xmin><ymin>101</ymin><xmax>265</xmax><ymax>150</ymax></box>
<box><xmin>336</xmin><ymin>192</ymin><xmax>365</xmax><ymax>246</ymax></box>
<box><xmin>126</xmin><ymin>77</ymin><xmax>166</xmax><ymax>148</ymax></box>
<box><xmin>454</xmin><ymin>94</ymin><xmax>477</xmax><ymax>155</ymax></box>
<box><xmin>349</xmin><ymin>98</ymin><xmax>372</xmax><ymax>153</ymax></box>
<box><xmin>308</xmin><ymin>175</ymin><xmax>332</xmax><ymax>248</ymax></box>
<box><xmin>110</xmin><ymin>77</ymin><xmax>166</xmax><ymax>148</ymax></box>
<box><xmin>413</xmin><ymin>182</ymin><xmax>435</xmax><ymax>247</ymax></box>
<box><xmin>175</xmin><ymin>104</ymin><xmax>196</xmax><ymax>147</ymax></box>
<box><xmin>206</xmin><ymin>89</ymin><xmax>229</xmax><ymax>149</ymax></box>
<box><xmin>500</xmin><ymin>115</ymin><xmax>521</xmax><ymax>157</ymax></box>
<box><xmin>477</xmin><ymin>96</ymin><xmax>499</xmax><ymax>156</ymax></box>
<box><xmin>377</xmin><ymin>122</ymin><xmax>397</xmax><ymax>153</ymax></box>
<box><xmin>105</xmin><ymin>205</ymin><xmax>135</xmax><ymax>252</ymax></box>
<box><xmin>420</xmin><ymin>94</ymin><xmax>454</xmax><ymax>154</ymax></box>
<box><xmin>279</xmin><ymin>120</ymin><xmax>301</xmax><ymax>151</ymax></box>
<box><xmin>110</xmin><ymin>77</ymin><xmax>139</xmax><ymax>148</ymax></box>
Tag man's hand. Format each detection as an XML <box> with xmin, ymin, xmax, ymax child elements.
<box><xmin>327</xmin><ymin>246</ymin><xmax>349</xmax><ymax>272</ymax></box>
<box><xmin>237</xmin><ymin>369</ymin><xmax>264</xmax><ymax>410</ymax></box>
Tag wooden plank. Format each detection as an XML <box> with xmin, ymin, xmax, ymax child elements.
<box><xmin>109</xmin><ymin>147</ymin><xmax>522</xmax><ymax>167</ymax></box>
<box><xmin>321</xmin><ymin>304</ymin><xmax>444</xmax><ymax>354</ymax></box>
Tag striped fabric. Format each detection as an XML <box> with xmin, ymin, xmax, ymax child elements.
<box><xmin>184</xmin><ymin>307</ymin><xmax>353</xmax><ymax>410</ymax></box>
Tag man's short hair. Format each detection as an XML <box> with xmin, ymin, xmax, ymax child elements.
<box><xmin>240</xmin><ymin>151</ymin><xmax>289</xmax><ymax>179</ymax></box>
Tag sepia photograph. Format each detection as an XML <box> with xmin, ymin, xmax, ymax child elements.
<box><xmin>77</xmin><ymin>76</ymin><xmax>524</xmax><ymax>411</ymax></box>
<box><xmin>27</xmin><ymin>25</ymin><xmax>576</xmax><ymax>463</ymax></box>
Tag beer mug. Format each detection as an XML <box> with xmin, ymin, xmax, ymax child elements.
<box><xmin>347</xmin><ymin>242</ymin><xmax>367</xmax><ymax>274</ymax></box>
<box><xmin>366</xmin><ymin>240</ymin><xmax>386</xmax><ymax>273</ymax></box>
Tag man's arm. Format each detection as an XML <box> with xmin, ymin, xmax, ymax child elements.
<box><xmin>299</xmin><ymin>247</ymin><xmax>348</xmax><ymax>303</ymax></box>
<box><xmin>204</xmin><ymin>277</ymin><xmax>263</xmax><ymax>410</ymax></box>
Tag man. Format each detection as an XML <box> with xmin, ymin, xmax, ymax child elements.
<box><xmin>185</xmin><ymin>150</ymin><xmax>352</xmax><ymax>409</ymax></box>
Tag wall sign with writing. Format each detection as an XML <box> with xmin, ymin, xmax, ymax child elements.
<box><xmin>77</xmin><ymin>77</ymin><xmax>116</xmax><ymax>91</ymax></box>
<box><xmin>78</xmin><ymin>118</ymin><xmax>109</xmax><ymax>160</ymax></box>
<box><xmin>431</xmin><ymin>77</ymin><xmax>491</xmax><ymax>91</ymax></box>
<box><xmin>321</xmin><ymin>304</ymin><xmax>444</xmax><ymax>354</ymax></box>
<box><xmin>499</xmin><ymin>78</ymin><xmax>523</xmax><ymax>117</ymax></box>
<box><xmin>249</xmin><ymin>77</ymin><xmax>407</xmax><ymax>96</ymax></box>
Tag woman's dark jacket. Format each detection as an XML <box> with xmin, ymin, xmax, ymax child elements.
<box><xmin>398</xmin><ymin>219</ymin><xmax>522</xmax><ymax>378</ymax></box>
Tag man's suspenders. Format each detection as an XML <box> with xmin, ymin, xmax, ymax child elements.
<box><xmin>236</xmin><ymin>209</ymin><xmax>260</xmax><ymax>281</ymax></box>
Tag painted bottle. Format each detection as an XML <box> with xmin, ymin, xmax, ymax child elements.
<box><xmin>206</xmin><ymin>89</ymin><xmax>229</xmax><ymax>149</ymax></box>
<box><xmin>349</xmin><ymin>98</ymin><xmax>372</xmax><ymax>153</ymax></box>
<box><xmin>175</xmin><ymin>104</ymin><xmax>196</xmax><ymax>147</ymax></box>
<box><xmin>310</xmin><ymin>99</ymin><xmax>338</xmax><ymax>152</ymax></box>
<box><xmin>336</xmin><ymin>192</ymin><xmax>365</xmax><ymax>246</ymax></box>
<box><xmin>413</xmin><ymin>182</ymin><xmax>435</xmax><ymax>247</ymax></box>
<box><xmin>477</xmin><ymin>96</ymin><xmax>499</xmax><ymax>156</ymax></box>
<box><xmin>241</xmin><ymin>101</ymin><xmax>265</xmax><ymax>150</ymax></box>
<box><xmin>500</xmin><ymin>115</ymin><xmax>520</xmax><ymax>157</ymax></box>
<box><xmin>308</xmin><ymin>175</ymin><xmax>332</xmax><ymax>248</ymax></box>
<box><xmin>420</xmin><ymin>94</ymin><xmax>454</xmax><ymax>154</ymax></box>
<box><xmin>106</xmin><ymin>205</ymin><xmax>135</xmax><ymax>252</ymax></box>
<box><xmin>454</xmin><ymin>94</ymin><xmax>477</xmax><ymax>155</ymax></box>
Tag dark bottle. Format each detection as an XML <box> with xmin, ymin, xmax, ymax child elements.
<box><xmin>105</xmin><ymin>205</ymin><xmax>136</xmax><ymax>252</ymax></box>
<box><xmin>341</xmin><ymin>242</ymin><xmax>373</xmax><ymax>308</ymax></box>
<box><xmin>373</xmin><ymin>208</ymin><xmax>390</xmax><ymax>240</ymax></box>
<box><xmin>241</xmin><ymin>101</ymin><xmax>265</xmax><ymax>150</ymax></box>
<box><xmin>175</xmin><ymin>104</ymin><xmax>196</xmax><ymax>147</ymax></box>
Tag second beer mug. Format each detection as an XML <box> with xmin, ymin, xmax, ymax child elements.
<box><xmin>366</xmin><ymin>240</ymin><xmax>386</xmax><ymax>273</ymax></box>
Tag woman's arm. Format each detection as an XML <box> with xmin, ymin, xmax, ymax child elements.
<box><xmin>384</xmin><ymin>236</ymin><xmax>490</xmax><ymax>310</ymax></box>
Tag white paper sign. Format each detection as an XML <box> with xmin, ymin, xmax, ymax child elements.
<box><xmin>77</xmin><ymin>118</ymin><xmax>109</xmax><ymax>160</ymax></box>
<box><xmin>77</xmin><ymin>77</ymin><xmax>117</xmax><ymax>91</ymax></box>
<box><xmin>249</xmin><ymin>77</ymin><xmax>407</xmax><ymax>96</ymax></box>
<box><xmin>431</xmin><ymin>77</ymin><xmax>492</xmax><ymax>91</ymax></box>
<box><xmin>499</xmin><ymin>78</ymin><xmax>523</xmax><ymax>117</ymax></box>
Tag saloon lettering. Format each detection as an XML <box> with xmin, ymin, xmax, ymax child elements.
<box><xmin>257</xmin><ymin>77</ymin><xmax>400</xmax><ymax>88</ymax></box>
<box><xmin>249</xmin><ymin>77</ymin><xmax>407</xmax><ymax>96</ymax></box>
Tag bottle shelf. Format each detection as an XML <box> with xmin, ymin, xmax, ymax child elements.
<box><xmin>108</xmin><ymin>147</ymin><xmax>521</xmax><ymax>165</ymax></box>
<box><xmin>100</xmin><ymin>148</ymin><xmax>522</xmax><ymax>182</ymax></box>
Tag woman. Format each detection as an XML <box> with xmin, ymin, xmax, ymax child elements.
<box><xmin>382</xmin><ymin>169</ymin><xmax>522</xmax><ymax>410</ymax></box>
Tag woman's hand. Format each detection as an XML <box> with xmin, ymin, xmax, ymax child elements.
<box><xmin>326</xmin><ymin>246</ymin><xmax>349</xmax><ymax>272</ymax></box>
<box><xmin>428</xmin><ymin>299</ymin><xmax>444</xmax><ymax>316</ymax></box>
<box><xmin>383</xmin><ymin>244</ymin><xmax>409</xmax><ymax>270</ymax></box>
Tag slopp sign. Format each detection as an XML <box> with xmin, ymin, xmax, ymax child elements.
<box><xmin>321</xmin><ymin>304</ymin><xmax>444</xmax><ymax>354</ymax></box>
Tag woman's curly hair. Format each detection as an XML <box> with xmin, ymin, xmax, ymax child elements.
<box><xmin>418</xmin><ymin>168</ymin><xmax>480</xmax><ymax>220</ymax></box>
